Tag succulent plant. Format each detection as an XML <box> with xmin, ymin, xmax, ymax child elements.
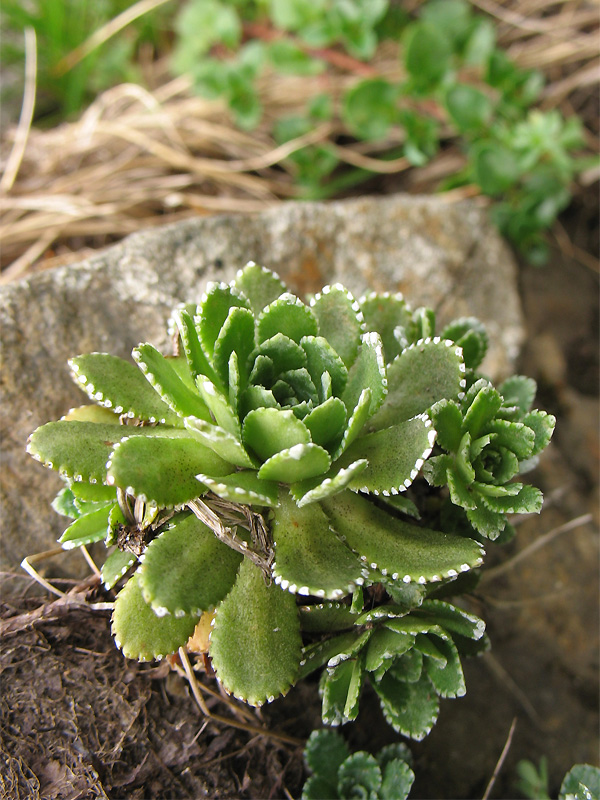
<box><xmin>302</xmin><ymin>729</ymin><xmax>415</xmax><ymax>800</ymax></box>
<box><xmin>27</xmin><ymin>262</ymin><xmax>554</xmax><ymax>729</ymax></box>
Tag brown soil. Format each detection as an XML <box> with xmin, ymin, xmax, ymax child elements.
<box><xmin>1</xmin><ymin>200</ymin><xmax>598</xmax><ymax>800</ymax></box>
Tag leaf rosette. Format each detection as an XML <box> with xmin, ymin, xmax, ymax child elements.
<box><xmin>26</xmin><ymin>262</ymin><xmax>552</xmax><ymax>717</ymax></box>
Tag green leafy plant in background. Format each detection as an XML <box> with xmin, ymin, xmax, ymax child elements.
<box><xmin>170</xmin><ymin>0</ymin><xmax>591</xmax><ymax>261</ymax></box>
<box><xmin>27</xmin><ymin>262</ymin><xmax>554</xmax><ymax>732</ymax></box>
<box><xmin>301</xmin><ymin>729</ymin><xmax>415</xmax><ymax>800</ymax></box>
<box><xmin>517</xmin><ymin>759</ymin><xmax>600</xmax><ymax>800</ymax></box>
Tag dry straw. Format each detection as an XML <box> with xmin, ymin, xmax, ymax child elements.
<box><xmin>1</xmin><ymin>0</ymin><xmax>598</xmax><ymax>281</ymax></box>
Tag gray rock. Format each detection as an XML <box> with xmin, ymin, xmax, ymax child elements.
<box><xmin>0</xmin><ymin>194</ymin><xmax>523</xmax><ymax>567</ymax></box>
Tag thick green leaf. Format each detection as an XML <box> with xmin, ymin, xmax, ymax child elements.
<box><xmin>299</xmin><ymin>629</ymin><xmax>372</xmax><ymax>680</ymax></box>
<box><xmin>337</xmin><ymin>414</ymin><xmax>437</xmax><ymax>495</ymax></box>
<box><xmin>462</xmin><ymin>383</ymin><xmax>503</xmax><ymax>437</ymax></box>
<box><xmin>416</xmin><ymin>600</ymin><xmax>485</xmax><ymax>640</ymax></box>
<box><xmin>331</xmin><ymin>388</ymin><xmax>373</xmax><ymax>461</ymax></box>
<box><xmin>256</xmin><ymin>293</ymin><xmax>318</xmax><ymax>344</ymax></box>
<box><xmin>271</xmin><ymin>490</ymin><xmax>366</xmax><ymax>598</ymax></box>
<box><xmin>373</xmin><ymin>671</ymin><xmax>439</xmax><ymax>740</ymax></box>
<box><xmin>133</xmin><ymin>343</ymin><xmax>211</xmax><ymax>421</ymax></box>
<box><xmin>290</xmin><ymin>458</ymin><xmax>368</xmax><ymax>507</ymax></box>
<box><xmin>112</xmin><ymin>572</ymin><xmax>199</xmax><ymax>661</ymax></box>
<box><xmin>52</xmin><ymin>486</ymin><xmax>78</xmax><ymax>518</ymax></box>
<box><xmin>184</xmin><ymin>416</ymin><xmax>256</xmax><ymax>468</ymax></box>
<box><xmin>338</xmin><ymin>752</ymin><xmax>382</xmax><ymax>797</ymax></box>
<box><xmin>359</xmin><ymin>291</ymin><xmax>412</xmax><ymax>363</ymax></box>
<box><xmin>59</xmin><ymin>505</ymin><xmax>111</xmax><ymax>549</ymax></box>
<box><xmin>423</xmin><ymin>635</ymin><xmax>466</xmax><ymax>698</ymax></box>
<box><xmin>253</xmin><ymin>333</ymin><xmax>307</xmax><ymax>374</ymax></box>
<box><xmin>341</xmin><ymin>331</ymin><xmax>388</xmax><ymax>418</ymax></box>
<box><xmin>559</xmin><ymin>764</ymin><xmax>600</xmax><ymax>800</ymax></box>
<box><xmin>102</xmin><ymin>547</ymin><xmax>137</xmax><ymax>590</ymax></box>
<box><xmin>298</xmin><ymin>603</ymin><xmax>358</xmax><ymax>634</ymax></box>
<box><xmin>441</xmin><ymin>317</ymin><xmax>488</xmax><ymax>371</ymax></box>
<box><xmin>310</xmin><ymin>284</ymin><xmax>364</xmax><ymax>367</ymax></box>
<box><xmin>138</xmin><ymin>512</ymin><xmax>242</xmax><ymax>616</ymax></box>
<box><xmin>404</xmin><ymin>21</ymin><xmax>451</xmax><ymax>90</ymax></box>
<box><xmin>343</xmin><ymin>77</ymin><xmax>399</xmax><ymax>140</ymax></box>
<box><xmin>429</xmin><ymin>400</ymin><xmax>463</xmax><ymax>453</ymax></box>
<box><xmin>106</xmin><ymin>433</ymin><xmax>233</xmax><ymax>505</ymax></box>
<box><xmin>213</xmin><ymin>306</ymin><xmax>255</xmax><ymax>389</ymax></box>
<box><xmin>381</xmin><ymin>759</ymin><xmax>415</xmax><ymax>800</ymax></box>
<box><xmin>69</xmin><ymin>353</ymin><xmax>180</xmax><ymax>425</ymax></box>
<box><xmin>522</xmin><ymin>410</ymin><xmax>555</xmax><ymax>456</ymax></box>
<box><xmin>210</xmin><ymin>558</ymin><xmax>302</xmax><ymax>706</ymax></box>
<box><xmin>197</xmin><ymin>282</ymin><xmax>251</xmax><ymax>358</ymax></box>
<box><xmin>196</xmin><ymin>470</ymin><xmax>279</xmax><ymax>507</ymax></box>
<box><xmin>499</xmin><ymin>375</ymin><xmax>537</xmax><ymax>413</ymax></box>
<box><xmin>196</xmin><ymin>376</ymin><xmax>241</xmax><ymax>437</ymax></box>
<box><xmin>242</xmin><ymin>407</ymin><xmax>311</xmax><ymax>461</ymax></box>
<box><xmin>479</xmin><ymin>483</ymin><xmax>543</xmax><ymax>514</ymax></box>
<box><xmin>171</xmin><ymin>307</ymin><xmax>221</xmax><ymax>386</ymax></box>
<box><xmin>445</xmin><ymin>83</ymin><xmax>493</xmax><ymax>133</ymax></box>
<box><xmin>369</xmin><ymin>338</ymin><xmax>466</xmax><ymax>429</ymax></box>
<box><xmin>232</xmin><ymin>262</ymin><xmax>286</xmax><ymax>314</ymax></box>
<box><xmin>302</xmin><ymin>397</ymin><xmax>347</xmax><ymax>448</ymax></box>
<box><xmin>303</xmin><ymin>728</ymin><xmax>350</xmax><ymax>780</ymax></box>
<box><xmin>258</xmin><ymin>443</ymin><xmax>331</xmax><ymax>483</ymax></box>
<box><xmin>322</xmin><ymin>491</ymin><xmax>485</xmax><ymax>583</ymax></box>
<box><xmin>27</xmin><ymin>420</ymin><xmax>144</xmax><ymax>484</ymax></box>
<box><xmin>364</xmin><ymin>628</ymin><xmax>415</xmax><ymax>672</ymax></box>
<box><xmin>300</xmin><ymin>335</ymin><xmax>348</xmax><ymax>399</ymax></box>
<box><xmin>320</xmin><ymin>658</ymin><xmax>363</xmax><ymax>726</ymax></box>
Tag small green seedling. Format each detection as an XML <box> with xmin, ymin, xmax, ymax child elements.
<box><xmin>27</xmin><ymin>262</ymin><xmax>554</xmax><ymax>734</ymax></box>
<box><xmin>302</xmin><ymin>729</ymin><xmax>414</xmax><ymax>800</ymax></box>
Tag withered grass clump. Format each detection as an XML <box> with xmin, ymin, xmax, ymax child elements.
<box><xmin>0</xmin><ymin>0</ymin><xmax>598</xmax><ymax>280</ymax></box>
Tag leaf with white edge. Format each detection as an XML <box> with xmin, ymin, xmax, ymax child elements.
<box><xmin>185</xmin><ymin>416</ymin><xmax>257</xmax><ymax>468</ymax></box>
<box><xmin>322</xmin><ymin>491</ymin><xmax>485</xmax><ymax>584</ymax></box>
<box><xmin>232</xmin><ymin>262</ymin><xmax>286</xmax><ymax>314</ymax></box>
<box><xmin>479</xmin><ymin>483</ymin><xmax>543</xmax><ymax>514</ymax></box>
<box><xmin>320</xmin><ymin>658</ymin><xmax>363</xmax><ymax>726</ymax></box>
<box><xmin>373</xmin><ymin>671</ymin><xmax>439</xmax><ymax>741</ymax></box>
<box><xmin>300</xmin><ymin>335</ymin><xmax>348</xmax><ymax>401</ymax></box>
<box><xmin>210</xmin><ymin>558</ymin><xmax>302</xmax><ymax>706</ymax></box>
<box><xmin>378</xmin><ymin>493</ymin><xmax>421</xmax><ymax>520</ymax></box>
<box><xmin>414</xmin><ymin>632</ymin><xmax>448</xmax><ymax>664</ymax></box>
<box><xmin>290</xmin><ymin>458</ymin><xmax>368</xmax><ymax>507</ymax></box>
<box><xmin>380</xmin><ymin>759</ymin><xmax>415</xmax><ymax>800</ymax></box>
<box><xmin>102</xmin><ymin>548</ymin><xmax>137</xmax><ymax>590</ymax></box>
<box><xmin>430</xmin><ymin>399</ymin><xmax>463</xmax><ymax>452</ymax></box>
<box><xmin>257</xmin><ymin>293</ymin><xmax>319</xmax><ymax>344</ymax></box>
<box><xmin>299</xmin><ymin>629</ymin><xmax>372</xmax><ymax>680</ymax></box>
<box><xmin>298</xmin><ymin>603</ymin><xmax>358</xmax><ymax>633</ymax></box>
<box><xmin>416</xmin><ymin>600</ymin><xmax>485</xmax><ymax>640</ymax></box>
<box><xmin>383</xmin><ymin>648</ymin><xmax>424</xmax><ymax>683</ymax></box>
<box><xmin>441</xmin><ymin>317</ymin><xmax>488</xmax><ymax>370</ymax></box>
<box><xmin>466</xmin><ymin>504</ymin><xmax>506</xmax><ymax>539</ymax></box>
<box><xmin>27</xmin><ymin>421</ymin><xmax>143</xmax><ymax>484</ymax></box>
<box><xmin>522</xmin><ymin>410</ymin><xmax>555</xmax><ymax>456</ymax></box>
<box><xmin>559</xmin><ymin>764</ymin><xmax>600</xmax><ymax>800</ymax></box>
<box><xmin>70</xmin><ymin>481</ymin><xmax>115</xmax><ymax>503</ymax></box>
<box><xmin>69</xmin><ymin>353</ymin><xmax>181</xmax><ymax>425</ymax></box>
<box><xmin>172</xmin><ymin>308</ymin><xmax>221</xmax><ymax>386</ymax></box>
<box><xmin>359</xmin><ymin>291</ymin><xmax>412</xmax><ymax>363</ymax></box>
<box><xmin>213</xmin><ymin>306</ymin><xmax>255</xmax><ymax>389</ymax></box>
<box><xmin>197</xmin><ymin>282</ymin><xmax>251</xmax><ymax>358</ymax></box>
<box><xmin>112</xmin><ymin>572</ymin><xmax>199</xmax><ymax>661</ymax></box>
<box><xmin>59</xmin><ymin>505</ymin><xmax>112</xmax><ymax>549</ymax></box>
<box><xmin>462</xmin><ymin>383</ymin><xmax>503</xmax><ymax>437</ymax></box>
<box><xmin>423</xmin><ymin>635</ymin><xmax>466</xmax><ymax>698</ymax></box>
<box><xmin>364</xmin><ymin>628</ymin><xmax>415</xmax><ymax>672</ymax></box>
<box><xmin>274</xmin><ymin>368</ymin><xmax>319</xmax><ymax>406</ymax></box>
<box><xmin>52</xmin><ymin>487</ymin><xmax>78</xmax><ymax>518</ymax></box>
<box><xmin>107</xmin><ymin>434</ymin><xmax>234</xmax><ymax>506</ymax></box>
<box><xmin>271</xmin><ymin>490</ymin><xmax>366</xmax><ymax>599</ymax></box>
<box><xmin>330</xmin><ymin>388</ymin><xmax>373</xmax><ymax>461</ymax></box>
<box><xmin>197</xmin><ymin>470</ymin><xmax>279</xmax><ymax>507</ymax></box>
<box><xmin>499</xmin><ymin>375</ymin><xmax>537</xmax><ymax>413</ymax></box>
<box><xmin>239</xmin><ymin>385</ymin><xmax>279</xmax><ymax>417</ymax></box>
<box><xmin>258</xmin><ymin>443</ymin><xmax>331</xmax><ymax>483</ymax></box>
<box><xmin>243</xmin><ymin>407</ymin><xmax>311</xmax><ymax>461</ymax></box>
<box><xmin>253</xmin><ymin>333</ymin><xmax>307</xmax><ymax>374</ymax></box>
<box><xmin>133</xmin><ymin>344</ymin><xmax>211</xmax><ymax>422</ymax></box>
<box><xmin>310</xmin><ymin>284</ymin><xmax>364</xmax><ymax>368</ymax></box>
<box><xmin>338</xmin><ymin>751</ymin><xmax>382</xmax><ymax>797</ymax></box>
<box><xmin>303</xmin><ymin>728</ymin><xmax>350</xmax><ymax>778</ymax></box>
<box><xmin>195</xmin><ymin>376</ymin><xmax>241</xmax><ymax>438</ymax></box>
<box><xmin>343</xmin><ymin>656</ymin><xmax>365</xmax><ymax>721</ymax></box>
<box><xmin>341</xmin><ymin>331</ymin><xmax>388</xmax><ymax>418</ymax></box>
<box><xmin>337</xmin><ymin>414</ymin><xmax>436</xmax><ymax>495</ymax></box>
<box><xmin>138</xmin><ymin>512</ymin><xmax>242</xmax><ymax>617</ymax></box>
<box><xmin>368</xmin><ymin>338</ymin><xmax>466</xmax><ymax>430</ymax></box>
<box><xmin>302</xmin><ymin>396</ymin><xmax>347</xmax><ymax>448</ymax></box>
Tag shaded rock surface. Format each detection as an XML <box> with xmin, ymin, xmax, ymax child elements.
<box><xmin>0</xmin><ymin>194</ymin><xmax>523</xmax><ymax>566</ymax></box>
